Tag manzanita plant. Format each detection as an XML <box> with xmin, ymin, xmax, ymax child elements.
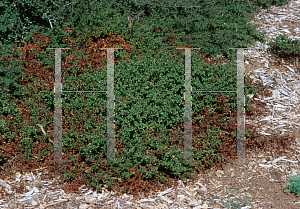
<box><xmin>0</xmin><ymin>0</ymin><xmax>293</xmax><ymax>203</ymax></box>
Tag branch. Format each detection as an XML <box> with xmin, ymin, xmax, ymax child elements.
<box><xmin>36</xmin><ymin>124</ymin><xmax>55</xmax><ymax>145</ymax></box>
<box><xmin>48</xmin><ymin>18</ymin><xmax>53</xmax><ymax>29</ymax></box>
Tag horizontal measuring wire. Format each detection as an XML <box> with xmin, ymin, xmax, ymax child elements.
<box><xmin>194</xmin><ymin>90</ymin><xmax>237</xmax><ymax>93</ymax></box>
<box><xmin>61</xmin><ymin>90</ymin><xmax>238</xmax><ymax>93</ymax></box>
<box><xmin>62</xmin><ymin>90</ymin><xmax>106</xmax><ymax>93</ymax></box>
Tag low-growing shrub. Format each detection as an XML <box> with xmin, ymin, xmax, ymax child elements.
<box><xmin>284</xmin><ymin>174</ymin><xmax>300</xmax><ymax>197</ymax></box>
<box><xmin>267</xmin><ymin>35</ymin><xmax>300</xmax><ymax>59</ymax></box>
<box><xmin>0</xmin><ymin>0</ymin><xmax>293</xmax><ymax>199</ymax></box>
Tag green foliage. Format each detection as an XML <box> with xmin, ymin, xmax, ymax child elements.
<box><xmin>37</xmin><ymin>150</ymin><xmax>48</xmax><ymax>162</ymax></box>
<box><xmin>284</xmin><ymin>174</ymin><xmax>300</xmax><ymax>196</ymax></box>
<box><xmin>194</xmin><ymin>126</ymin><xmax>223</xmax><ymax>165</ymax></box>
<box><xmin>245</xmin><ymin>128</ymin><xmax>256</xmax><ymax>138</ymax></box>
<box><xmin>0</xmin><ymin>45</ymin><xmax>27</xmax><ymax>96</ymax></box>
<box><xmin>250</xmin><ymin>0</ymin><xmax>291</xmax><ymax>9</ymax></box>
<box><xmin>219</xmin><ymin>186</ymin><xmax>252</xmax><ymax>209</ymax></box>
<box><xmin>0</xmin><ymin>0</ymin><xmax>291</xmax><ymax>203</ymax></box>
<box><xmin>267</xmin><ymin>35</ymin><xmax>300</xmax><ymax>58</ymax></box>
<box><xmin>60</xmin><ymin>167</ymin><xmax>76</xmax><ymax>181</ymax></box>
<box><xmin>0</xmin><ymin>0</ymin><xmax>61</xmax><ymax>46</ymax></box>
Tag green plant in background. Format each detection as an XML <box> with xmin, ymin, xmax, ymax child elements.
<box><xmin>37</xmin><ymin>150</ymin><xmax>48</xmax><ymax>162</ymax></box>
<box><xmin>219</xmin><ymin>186</ymin><xmax>252</xmax><ymax>209</ymax></box>
<box><xmin>267</xmin><ymin>34</ymin><xmax>300</xmax><ymax>59</ymax></box>
<box><xmin>245</xmin><ymin>128</ymin><xmax>256</xmax><ymax>138</ymax></box>
<box><xmin>250</xmin><ymin>0</ymin><xmax>291</xmax><ymax>9</ymax></box>
<box><xmin>284</xmin><ymin>174</ymin><xmax>300</xmax><ymax>196</ymax></box>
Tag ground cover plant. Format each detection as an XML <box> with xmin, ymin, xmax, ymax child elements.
<box><xmin>0</xmin><ymin>0</ymin><xmax>298</xmax><ymax>205</ymax></box>
<box><xmin>267</xmin><ymin>34</ymin><xmax>300</xmax><ymax>59</ymax></box>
